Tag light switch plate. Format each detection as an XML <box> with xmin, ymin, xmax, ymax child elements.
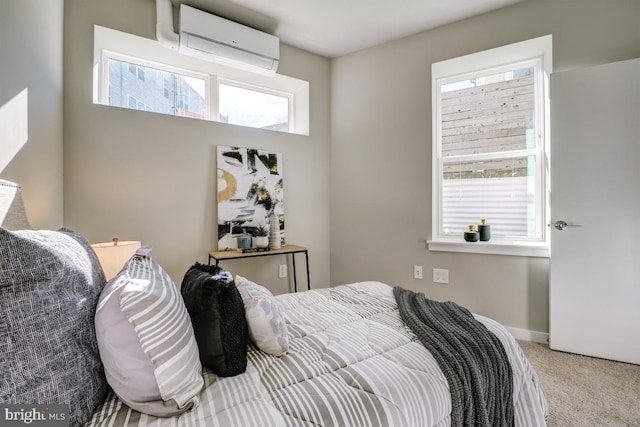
<box><xmin>414</xmin><ymin>265</ymin><xmax>423</xmax><ymax>279</ymax></box>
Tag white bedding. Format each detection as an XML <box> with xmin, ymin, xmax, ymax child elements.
<box><xmin>87</xmin><ymin>281</ymin><xmax>548</xmax><ymax>426</ymax></box>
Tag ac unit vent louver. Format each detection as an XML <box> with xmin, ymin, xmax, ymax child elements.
<box><xmin>156</xmin><ymin>1</ymin><xmax>279</xmax><ymax>76</ymax></box>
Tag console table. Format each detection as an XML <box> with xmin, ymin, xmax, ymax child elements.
<box><xmin>208</xmin><ymin>244</ymin><xmax>310</xmax><ymax>292</ymax></box>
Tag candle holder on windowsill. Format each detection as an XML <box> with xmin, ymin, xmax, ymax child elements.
<box><xmin>463</xmin><ymin>225</ymin><xmax>479</xmax><ymax>242</ymax></box>
<box><xmin>478</xmin><ymin>218</ymin><xmax>491</xmax><ymax>242</ymax></box>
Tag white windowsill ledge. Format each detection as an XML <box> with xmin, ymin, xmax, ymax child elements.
<box><xmin>427</xmin><ymin>239</ymin><xmax>549</xmax><ymax>258</ymax></box>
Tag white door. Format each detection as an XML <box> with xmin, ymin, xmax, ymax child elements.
<box><xmin>549</xmin><ymin>58</ymin><xmax>640</xmax><ymax>365</ymax></box>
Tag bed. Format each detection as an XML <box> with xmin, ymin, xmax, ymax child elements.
<box><xmin>88</xmin><ymin>282</ymin><xmax>548</xmax><ymax>426</ymax></box>
<box><xmin>1</xmin><ymin>228</ymin><xmax>548</xmax><ymax>427</ymax></box>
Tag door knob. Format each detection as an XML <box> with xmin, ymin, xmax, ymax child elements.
<box><xmin>553</xmin><ymin>220</ymin><xmax>582</xmax><ymax>231</ymax></box>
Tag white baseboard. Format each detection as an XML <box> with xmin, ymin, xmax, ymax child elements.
<box><xmin>506</xmin><ymin>326</ymin><xmax>549</xmax><ymax>344</ymax></box>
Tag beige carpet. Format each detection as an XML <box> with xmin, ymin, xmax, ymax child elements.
<box><xmin>518</xmin><ymin>340</ymin><xmax>640</xmax><ymax>426</ymax></box>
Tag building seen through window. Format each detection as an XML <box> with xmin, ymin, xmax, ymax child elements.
<box><xmin>108</xmin><ymin>58</ymin><xmax>206</xmax><ymax>119</ymax></box>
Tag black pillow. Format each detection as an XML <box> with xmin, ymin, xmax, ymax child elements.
<box><xmin>180</xmin><ymin>263</ymin><xmax>248</xmax><ymax>377</ymax></box>
<box><xmin>0</xmin><ymin>228</ymin><xmax>108</xmax><ymax>427</ymax></box>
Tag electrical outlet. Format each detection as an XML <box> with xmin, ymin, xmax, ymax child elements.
<box><xmin>433</xmin><ymin>268</ymin><xmax>449</xmax><ymax>284</ymax></box>
<box><xmin>279</xmin><ymin>264</ymin><xmax>287</xmax><ymax>278</ymax></box>
<box><xmin>414</xmin><ymin>265</ymin><xmax>423</xmax><ymax>280</ymax></box>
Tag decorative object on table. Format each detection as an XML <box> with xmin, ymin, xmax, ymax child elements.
<box><xmin>237</xmin><ymin>247</ymin><xmax>270</xmax><ymax>253</ymax></box>
<box><xmin>217</xmin><ymin>146</ymin><xmax>284</xmax><ymax>251</ymax></box>
<box><xmin>236</xmin><ymin>230</ymin><xmax>252</xmax><ymax>250</ymax></box>
<box><xmin>91</xmin><ymin>238</ymin><xmax>142</xmax><ymax>281</ymax></box>
<box><xmin>478</xmin><ymin>218</ymin><xmax>491</xmax><ymax>241</ymax></box>
<box><xmin>463</xmin><ymin>225</ymin><xmax>479</xmax><ymax>242</ymax></box>
<box><xmin>269</xmin><ymin>213</ymin><xmax>282</xmax><ymax>249</ymax></box>
<box><xmin>253</xmin><ymin>224</ymin><xmax>269</xmax><ymax>248</ymax></box>
<box><xmin>0</xmin><ymin>179</ymin><xmax>31</xmax><ymax>230</ymax></box>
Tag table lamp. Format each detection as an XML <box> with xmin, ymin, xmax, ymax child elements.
<box><xmin>0</xmin><ymin>179</ymin><xmax>31</xmax><ymax>230</ymax></box>
<box><xmin>91</xmin><ymin>238</ymin><xmax>141</xmax><ymax>281</ymax></box>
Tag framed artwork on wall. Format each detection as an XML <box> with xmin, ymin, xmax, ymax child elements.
<box><xmin>216</xmin><ymin>145</ymin><xmax>284</xmax><ymax>250</ymax></box>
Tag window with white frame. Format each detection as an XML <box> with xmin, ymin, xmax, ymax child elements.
<box><xmin>112</xmin><ymin>56</ymin><xmax>206</xmax><ymax>119</ymax></box>
<box><xmin>429</xmin><ymin>35</ymin><xmax>552</xmax><ymax>257</ymax></box>
<box><xmin>93</xmin><ymin>25</ymin><xmax>309</xmax><ymax>136</ymax></box>
<box><xmin>218</xmin><ymin>80</ymin><xmax>292</xmax><ymax>131</ymax></box>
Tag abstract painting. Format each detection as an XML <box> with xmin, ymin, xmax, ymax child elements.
<box><xmin>217</xmin><ymin>145</ymin><xmax>284</xmax><ymax>250</ymax></box>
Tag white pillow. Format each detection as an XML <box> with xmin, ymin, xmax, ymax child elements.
<box><xmin>235</xmin><ymin>275</ymin><xmax>289</xmax><ymax>356</ymax></box>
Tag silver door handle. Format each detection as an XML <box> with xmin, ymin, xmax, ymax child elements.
<box><xmin>553</xmin><ymin>220</ymin><xmax>582</xmax><ymax>231</ymax></box>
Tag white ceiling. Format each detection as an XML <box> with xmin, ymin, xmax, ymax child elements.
<box><xmin>174</xmin><ymin>0</ymin><xmax>526</xmax><ymax>58</ymax></box>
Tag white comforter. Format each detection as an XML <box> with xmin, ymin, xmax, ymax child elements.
<box><xmin>87</xmin><ymin>281</ymin><xmax>548</xmax><ymax>426</ymax></box>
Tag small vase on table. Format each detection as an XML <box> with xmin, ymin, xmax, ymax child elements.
<box><xmin>269</xmin><ymin>214</ymin><xmax>281</xmax><ymax>249</ymax></box>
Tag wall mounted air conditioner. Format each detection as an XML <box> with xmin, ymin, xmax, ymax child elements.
<box><xmin>177</xmin><ymin>4</ymin><xmax>279</xmax><ymax>75</ymax></box>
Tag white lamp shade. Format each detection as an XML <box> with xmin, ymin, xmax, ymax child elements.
<box><xmin>91</xmin><ymin>240</ymin><xmax>142</xmax><ymax>281</ymax></box>
<box><xmin>0</xmin><ymin>179</ymin><xmax>31</xmax><ymax>230</ymax></box>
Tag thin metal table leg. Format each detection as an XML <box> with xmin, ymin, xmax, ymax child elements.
<box><xmin>305</xmin><ymin>250</ymin><xmax>310</xmax><ymax>291</ymax></box>
<box><xmin>291</xmin><ymin>253</ymin><xmax>297</xmax><ymax>293</ymax></box>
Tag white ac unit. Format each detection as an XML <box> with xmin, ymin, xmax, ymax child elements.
<box><xmin>178</xmin><ymin>4</ymin><xmax>279</xmax><ymax>75</ymax></box>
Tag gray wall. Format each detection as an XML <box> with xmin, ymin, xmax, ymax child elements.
<box><xmin>330</xmin><ymin>0</ymin><xmax>640</xmax><ymax>334</ymax></box>
<box><xmin>63</xmin><ymin>0</ymin><xmax>331</xmax><ymax>290</ymax></box>
<box><xmin>1</xmin><ymin>0</ymin><xmax>64</xmax><ymax>229</ymax></box>
<box><xmin>5</xmin><ymin>0</ymin><xmax>639</xmax><ymax>335</ymax></box>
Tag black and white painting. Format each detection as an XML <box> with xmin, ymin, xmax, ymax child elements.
<box><xmin>217</xmin><ymin>145</ymin><xmax>284</xmax><ymax>250</ymax></box>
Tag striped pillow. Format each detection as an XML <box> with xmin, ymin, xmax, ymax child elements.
<box><xmin>95</xmin><ymin>251</ymin><xmax>203</xmax><ymax>416</ymax></box>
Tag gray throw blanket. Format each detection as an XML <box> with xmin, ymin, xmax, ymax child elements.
<box><xmin>393</xmin><ymin>287</ymin><xmax>514</xmax><ymax>427</ymax></box>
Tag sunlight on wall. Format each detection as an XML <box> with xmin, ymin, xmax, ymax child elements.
<box><xmin>0</xmin><ymin>89</ymin><xmax>29</xmax><ymax>173</ymax></box>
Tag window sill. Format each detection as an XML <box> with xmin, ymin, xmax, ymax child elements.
<box><xmin>427</xmin><ymin>239</ymin><xmax>549</xmax><ymax>258</ymax></box>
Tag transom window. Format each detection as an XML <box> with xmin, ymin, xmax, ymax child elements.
<box><xmin>219</xmin><ymin>81</ymin><xmax>292</xmax><ymax>131</ymax></box>
<box><xmin>110</xmin><ymin>56</ymin><xmax>206</xmax><ymax>119</ymax></box>
<box><xmin>93</xmin><ymin>25</ymin><xmax>309</xmax><ymax>135</ymax></box>
<box><xmin>429</xmin><ymin>35</ymin><xmax>552</xmax><ymax>257</ymax></box>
